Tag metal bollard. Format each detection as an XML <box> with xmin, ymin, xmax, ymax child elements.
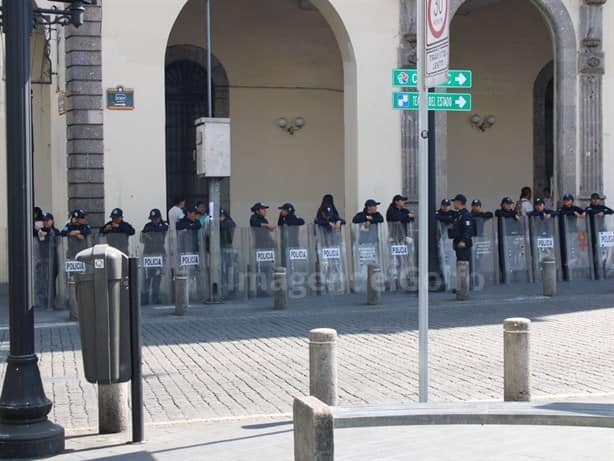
<box><xmin>98</xmin><ymin>382</ymin><xmax>129</xmax><ymax>434</ymax></box>
<box><xmin>174</xmin><ymin>273</ymin><xmax>188</xmax><ymax>316</ymax></box>
<box><xmin>456</xmin><ymin>260</ymin><xmax>470</xmax><ymax>301</ymax></box>
<box><xmin>367</xmin><ymin>264</ymin><xmax>382</xmax><ymax>305</ymax></box>
<box><xmin>542</xmin><ymin>257</ymin><xmax>557</xmax><ymax>297</ymax></box>
<box><xmin>309</xmin><ymin>328</ymin><xmax>338</xmax><ymax>406</ymax></box>
<box><xmin>273</xmin><ymin>267</ymin><xmax>288</xmax><ymax>310</ymax></box>
<box><xmin>503</xmin><ymin>318</ymin><xmax>531</xmax><ymax>402</ymax></box>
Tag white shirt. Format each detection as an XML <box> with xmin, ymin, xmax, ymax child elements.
<box><xmin>519</xmin><ymin>198</ymin><xmax>533</xmax><ymax>216</ymax></box>
<box><xmin>168</xmin><ymin>206</ymin><xmax>184</xmax><ymax>232</ymax></box>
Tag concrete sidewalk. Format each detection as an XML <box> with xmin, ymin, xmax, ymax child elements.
<box><xmin>41</xmin><ymin>416</ymin><xmax>614</xmax><ymax>461</ymax></box>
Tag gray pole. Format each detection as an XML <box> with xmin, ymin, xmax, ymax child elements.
<box><xmin>98</xmin><ymin>383</ymin><xmax>129</xmax><ymax>434</ymax></box>
<box><xmin>0</xmin><ymin>1</ymin><xmax>65</xmax><ymax>457</ymax></box>
<box><xmin>416</xmin><ymin>0</ymin><xmax>429</xmax><ymax>403</ymax></box>
<box><xmin>206</xmin><ymin>0</ymin><xmax>213</xmax><ymax>119</ymax></box>
<box><xmin>309</xmin><ymin>329</ymin><xmax>338</xmax><ymax>406</ymax></box>
<box><xmin>542</xmin><ymin>256</ymin><xmax>557</xmax><ymax>297</ymax></box>
<box><xmin>503</xmin><ymin>318</ymin><xmax>531</xmax><ymax>402</ymax></box>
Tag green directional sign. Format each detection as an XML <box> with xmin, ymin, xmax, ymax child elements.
<box><xmin>392</xmin><ymin>92</ymin><xmax>472</xmax><ymax>111</ymax></box>
<box><xmin>393</xmin><ymin>69</ymin><xmax>472</xmax><ymax>89</ymax></box>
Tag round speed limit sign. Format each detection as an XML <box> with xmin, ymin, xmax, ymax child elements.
<box><xmin>427</xmin><ymin>0</ymin><xmax>449</xmax><ymax>44</ymax></box>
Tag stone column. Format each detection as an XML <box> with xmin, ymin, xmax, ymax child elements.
<box><xmin>65</xmin><ymin>1</ymin><xmax>104</xmax><ymax>227</ymax></box>
<box><xmin>309</xmin><ymin>329</ymin><xmax>338</xmax><ymax>406</ymax></box>
<box><xmin>578</xmin><ymin>0</ymin><xmax>606</xmax><ymax>204</ymax></box>
<box><xmin>98</xmin><ymin>382</ymin><xmax>129</xmax><ymax>434</ymax></box>
<box><xmin>503</xmin><ymin>318</ymin><xmax>531</xmax><ymax>402</ymax></box>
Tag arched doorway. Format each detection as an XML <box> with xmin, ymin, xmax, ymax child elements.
<box><xmin>165</xmin><ymin>0</ymin><xmax>351</xmax><ymax>220</ymax></box>
<box><xmin>446</xmin><ymin>0</ymin><xmax>556</xmax><ymax>210</ymax></box>
<box><xmin>165</xmin><ymin>45</ymin><xmax>230</xmax><ymax>210</ymax></box>
<box><xmin>533</xmin><ymin>61</ymin><xmax>554</xmax><ymax>199</ymax></box>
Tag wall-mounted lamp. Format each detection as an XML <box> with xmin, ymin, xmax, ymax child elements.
<box><xmin>470</xmin><ymin>114</ymin><xmax>496</xmax><ymax>132</ymax></box>
<box><xmin>277</xmin><ymin>116</ymin><xmax>306</xmax><ymax>135</ymax></box>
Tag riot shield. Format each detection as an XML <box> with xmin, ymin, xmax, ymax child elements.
<box><xmin>138</xmin><ymin>231</ymin><xmax>172</xmax><ymax>305</ymax></box>
<box><xmin>591</xmin><ymin>214</ymin><xmax>614</xmax><ymax>280</ymax></box>
<box><xmin>32</xmin><ymin>233</ymin><xmax>60</xmax><ymax>310</ymax></box>
<box><xmin>61</xmin><ymin>234</ymin><xmax>91</xmax><ymax>319</ymax></box>
<box><xmin>384</xmin><ymin>222</ymin><xmax>417</xmax><ymax>292</ymax></box>
<box><xmin>176</xmin><ymin>229</ymin><xmax>206</xmax><ymax>306</ymax></box>
<box><xmin>471</xmin><ymin>217</ymin><xmax>498</xmax><ymax>288</ymax></box>
<box><xmin>529</xmin><ymin>215</ymin><xmax>561</xmax><ymax>283</ymax></box>
<box><xmin>279</xmin><ymin>225</ymin><xmax>315</xmax><ymax>298</ymax></box>
<box><xmin>351</xmin><ymin>223</ymin><xmax>385</xmax><ymax>292</ymax></box>
<box><xmin>249</xmin><ymin>227</ymin><xmax>278</xmax><ymax>297</ymax></box>
<box><xmin>437</xmin><ymin>221</ymin><xmax>456</xmax><ymax>291</ymax></box>
<box><xmin>559</xmin><ymin>215</ymin><xmax>593</xmax><ymax>281</ymax></box>
<box><xmin>498</xmin><ymin>216</ymin><xmax>531</xmax><ymax>284</ymax></box>
<box><xmin>314</xmin><ymin>225</ymin><xmax>349</xmax><ymax>295</ymax></box>
<box><xmin>219</xmin><ymin>226</ymin><xmax>249</xmax><ymax>301</ymax></box>
<box><xmin>99</xmin><ymin>233</ymin><xmax>131</xmax><ymax>256</ymax></box>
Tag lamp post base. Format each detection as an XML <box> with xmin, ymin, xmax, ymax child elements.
<box><xmin>0</xmin><ymin>420</ymin><xmax>64</xmax><ymax>459</ymax></box>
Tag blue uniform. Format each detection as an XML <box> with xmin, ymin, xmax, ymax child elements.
<box><xmin>585</xmin><ymin>204</ymin><xmax>614</xmax><ymax>216</ymax></box>
<box><xmin>61</xmin><ymin>222</ymin><xmax>91</xmax><ymax>237</ymax></box>
<box><xmin>529</xmin><ymin>209</ymin><xmax>558</xmax><ymax>218</ymax></box>
<box><xmin>452</xmin><ymin>208</ymin><xmax>473</xmax><ymax>261</ymax></box>
<box><xmin>101</xmin><ymin>220</ymin><xmax>135</xmax><ymax>235</ymax></box>
<box><xmin>471</xmin><ymin>211</ymin><xmax>493</xmax><ymax>219</ymax></box>
<box><xmin>142</xmin><ymin>221</ymin><xmax>169</xmax><ymax>255</ymax></box>
<box><xmin>314</xmin><ymin>214</ymin><xmax>346</xmax><ymax>228</ymax></box>
<box><xmin>386</xmin><ymin>205</ymin><xmax>414</xmax><ymax>223</ymax></box>
<box><xmin>495</xmin><ymin>209</ymin><xmax>519</xmax><ymax>219</ymax></box>
<box><xmin>435</xmin><ymin>209</ymin><xmax>457</xmax><ymax>224</ymax></box>
<box><xmin>278</xmin><ymin>213</ymin><xmax>305</xmax><ymax>226</ymax></box>
<box><xmin>250</xmin><ymin>214</ymin><xmax>270</xmax><ymax>228</ymax></box>
<box><xmin>558</xmin><ymin>205</ymin><xmax>584</xmax><ymax>217</ymax></box>
<box><xmin>352</xmin><ymin>211</ymin><xmax>384</xmax><ymax>224</ymax></box>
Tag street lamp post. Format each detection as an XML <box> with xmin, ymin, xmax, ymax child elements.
<box><xmin>0</xmin><ymin>1</ymin><xmax>93</xmax><ymax>458</ymax></box>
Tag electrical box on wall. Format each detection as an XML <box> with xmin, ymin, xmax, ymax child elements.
<box><xmin>195</xmin><ymin>117</ymin><xmax>231</xmax><ymax>177</ymax></box>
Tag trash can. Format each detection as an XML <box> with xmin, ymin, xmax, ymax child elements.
<box><xmin>75</xmin><ymin>244</ymin><xmax>131</xmax><ymax>384</ymax></box>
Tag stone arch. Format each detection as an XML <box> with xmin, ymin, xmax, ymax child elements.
<box><xmin>451</xmin><ymin>0</ymin><xmax>577</xmax><ymax>200</ymax></box>
<box><xmin>533</xmin><ymin>60</ymin><xmax>554</xmax><ymax>198</ymax></box>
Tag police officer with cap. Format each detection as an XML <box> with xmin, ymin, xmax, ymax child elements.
<box><xmin>219</xmin><ymin>208</ymin><xmax>237</xmax><ymax>247</ymax></box>
<box><xmin>101</xmin><ymin>208</ymin><xmax>136</xmax><ymax>236</ymax></box>
<box><xmin>141</xmin><ymin>209</ymin><xmax>169</xmax><ymax>305</ymax></box>
<box><xmin>250</xmin><ymin>202</ymin><xmax>274</xmax><ymax>230</ymax></box>
<box><xmin>558</xmin><ymin>194</ymin><xmax>585</xmax><ymax>217</ymax></box>
<box><xmin>530</xmin><ymin>198</ymin><xmax>558</xmax><ymax>219</ymax></box>
<box><xmin>585</xmin><ymin>193</ymin><xmax>614</xmax><ymax>217</ymax></box>
<box><xmin>61</xmin><ymin>209</ymin><xmax>92</xmax><ymax>258</ymax></box>
<box><xmin>451</xmin><ymin>194</ymin><xmax>473</xmax><ymax>262</ymax></box>
<box><xmin>435</xmin><ymin>198</ymin><xmax>457</xmax><ymax>224</ymax></box>
<box><xmin>386</xmin><ymin>194</ymin><xmax>414</xmax><ymax>223</ymax></box>
<box><xmin>176</xmin><ymin>206</ymin><xmax>202</xmax><ymax>252</ymax></box>
<box><xmin>34</xmin><ymin>212</ymin><xmax>61</xmax><ymax>309</ymax></box>
<box><xmin>315</xmin><ymin>205</ymin><xmax>345</xmax><ymax>230</ymax></box>
<box><xmin>470</xmin><ymin>199</ymin><xmax>493</xmax><ymax>219</ymax></box>
<box><xmin>495</xmin><ymin>196</ymin><xmax>520</xmax><ymax>221</ymax></box>
<box><xmin>352</xmin><ymin>199</ymin><xmax>384</xmax><ymax>225</ymax></box>
<box><xmin>278</xmin><ymin>203</ymin><xmax>305</xmax><ymax>227</ymax></box>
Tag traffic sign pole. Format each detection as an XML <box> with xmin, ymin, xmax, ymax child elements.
<box><xmin>417</xmin><ymin>0</ymin><xmax>429</xmax><ymax>404</ymax></box>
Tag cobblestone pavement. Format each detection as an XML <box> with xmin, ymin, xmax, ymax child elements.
<box><xmin>1</xmin><ymin>281</ymin><xmax>613</xmax><ymax>431</ymax></box>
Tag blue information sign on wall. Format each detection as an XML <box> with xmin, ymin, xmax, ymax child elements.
<box><xmin>106</xmin><ymin>86</ymin><xmax>135</xmax><ymax>110</ymax></box>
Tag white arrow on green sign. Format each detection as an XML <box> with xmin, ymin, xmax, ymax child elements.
<box><xmin>393</xmin><ymin>69</ymin><xmax>472</xmax><ymax>89</ymax></box>
<box><xmin>392</xmin><ymin>92</ymin><xmax>472</xmax><ymax>111</ymax></box>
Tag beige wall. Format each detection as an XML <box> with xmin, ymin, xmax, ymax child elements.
<box><xmin>447</xmin><ymin>0</ymin><xmax>553</xmax><ymax>212</ymax></box>
<box><xmin>603</xmin><ymin>1</ymin><xmax>614</xmax><ymax>204</ymax></box>
<box><xmin>101</xmin><ymin>0</ymin><xmax>400</xmax><ymax>230</ymax></box>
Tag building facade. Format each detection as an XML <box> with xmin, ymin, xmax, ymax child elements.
<box><xmin>0</xmin><ymin>0</ymin><xmax>613</xmax><ymax>283</ymax></box>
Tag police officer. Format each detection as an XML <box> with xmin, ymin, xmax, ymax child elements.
<box><xmin>470</xmin><ymin>199</ymin><xmax>493</xmax><ymax>219</ymax></box>
<box><xmin>530</xmin><ymin>198</ymin><xmax>558</xmax><ymax>219</ymax></box>
<box><xmin>141</xmin><ymin>209</ymin><xmax>169</xmax><ymax>305</ymax></box>
<box><xmin>451</xmin><ymin>194</ymin><xmax>473</xmax><ymax>262</ymax></box>
<box><xmin>386</xmin><ymin>194</ymin><xmax>414</xmax><ymax>223</ymax></box>
<box><xmin>61</xmin><ymin>209</ymin><xmax>92</xmax><ymax>258</ymax></box>
<box><xmin>495</xmin><ymin>196</ymin><xmax>520</xmax><ymax>220</ymax></box>
<box><xmin>220</xmin><ymin>208</ymin><xmax>237</xmax><ymax>247</ymax></box>
<box><xmin>100</xmin><ymin>208</ymin><xmax>135</xmax><ymax>254</ymax></box>
<box><xmin>250</xmin><ymin>202</ymin><xmax>275</xmax><ymax>248</ymax></box>
<box><xmin>435</xmin><ymin>199</ymin><xmax>457</xmax><ymax>224</ymax></box>
<box><xmin>558</xmin><ymin>194</ymin><xmax>585</xmax><ymax>217</ymax></box>
<box><xmin>315</xmin><ymin>205</ymin><xmax>345</xmax><ymax>231</ymax></box>
<box><xmin>585</xmin><ymin>193</ymin><xmax>614</xmax><ymax>217</ymax></box>
<box><xmin>34</xmin><ymin>213</ymin><xmax>61</xmax><ymax>309</ymax></box>
<box><xmin>176</xmin><ymin>206</ymin><xmax>202</xmax><ymax>253</ymax></box>
<box><xmin>278</xmin><ymin>203</ymin><xmax>305</xmax><ymax>227</ymax></box>
<box><xmin>101</xmin><ymin>208</ymin><xmax>135</xmax><ymax>235</ymax></box>
<box><xmin>352</xmin><ymin>199</ymin><xmax>384</xmax><ymax>225</ymax></box>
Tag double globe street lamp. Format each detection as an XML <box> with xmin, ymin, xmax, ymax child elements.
<box><xmin>0</xmin><ymin>1</ymin><xmax>95</xmax><ymax>458</ymax></box>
